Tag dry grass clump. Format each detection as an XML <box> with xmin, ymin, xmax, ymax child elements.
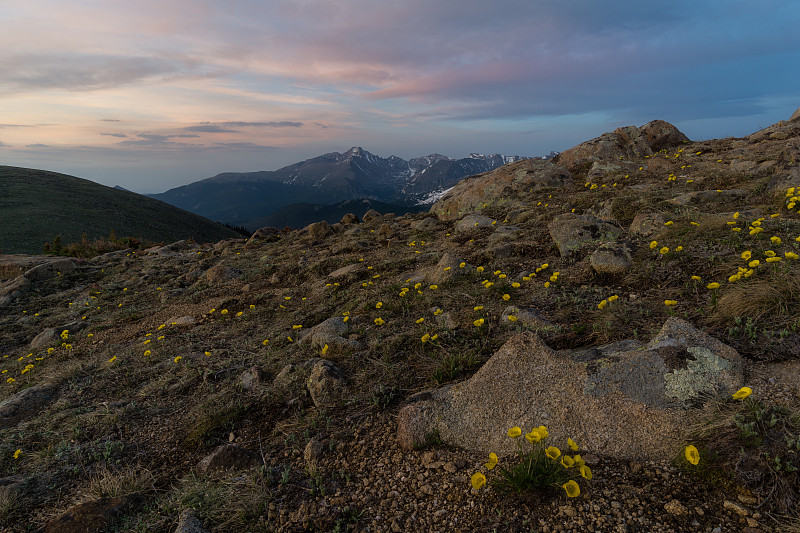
<box><xmin>712</xmin><ymin>271</ymin><xmax>800</xmax><ymax>323</ymax></box>
<box><xmin>87</xmin><ymin>464</ymin><xmax>156</xmax><ymax>499</ymax></box>
<box><xmin>687</xmin><ymin>395</ymin><xmax>800</xmax><ymax>517</ymax></box>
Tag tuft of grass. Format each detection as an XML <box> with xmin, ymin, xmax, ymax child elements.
<box><xmin>686</xmin><ymin>394</ymin><xmax>800</xmax><ymax>516</ymax></box>
<box><xmin>712</xmin><ymin>270</ymin><xmax>800</xmax><ymax>324</ymax></box>
<box><xmin>88</xmin><ymin>464</ymin><xmax>156</xmax><ymax>499</ymax></box>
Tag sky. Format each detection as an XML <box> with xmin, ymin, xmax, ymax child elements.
<box><xmin>0</xmin><ymin>0</ymin><xmax>799</xmax><ymax>194</ymax></box>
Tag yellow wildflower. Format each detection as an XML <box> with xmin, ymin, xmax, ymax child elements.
<box><xmin>545</xmin><ymin>446</ymin><xmax>561</xmax><ymax>460</ymax></box>
<box><xmin>473</xmin><ymin>318</ymin><xmax>485</xmax><ymax>327</ymax></box>
<box><xmin>691</xmin><ymin>275</ymin><xmax>701</xmax><ymax>281</ymax></box>
<box><xmin>685</xmin><ymin>445</ymin><xmax>700</xmax><ymax>465</ymax></box>
<box><xmin>732</xmin><ymin>386</ymin><xmax>752</xmax><ymax>400</ymax></box>
<box><xmin>580</xmin><ymin>465</ymin><xmax>592</xmax><ymax>480</ymax></box>
<box><xmin>144</xmin><ymin>350</ymin><xmax>151</xmax><ymax>356</ymax></box>
<box><xmin>741</xmin><ymin>251</ymin><xmax>752</xmax><ymax>260</ymax></box>
<box><xmin>502</xmin><ymin>294</ymin><xmax>510</xmax><ymax>301</ymax></box>
<box><xmin>485</xmin><ymin>452</ymin><xmax>498</xmax><ymax>470</ymax></box>
<box><xmin>649</xmin><ymin>241</ymin><xmax>658</xmax><ymax>249</ymax></box>
<box><xmin>659</xmin><ymin>246</ymin><xmax>669</xmax><ymax>255</ymax></box>
<box><xmin>508</xmin><ymin>315</ymin><xmax>518</xmax><ymax>322</ymax></box>
<box><xmin>471</xmin><ymin>472</ymin><xmax>487</xmax><ymax>490</ymax></box>
<box><xmin>174</xmin><ymin>356</ymin><xmax>182</xmax><ymax>363</ymax></box>
<box><xmin>563</xmin><ymin>480</ymin><xmax>580</xmax><ymax>498</ymax></box>
<box><xmin>561</xmin><ymin>455</ymin><xmax>575</xmax><ymax>468</ymax></box>
<box><xmin>597</xmin><ymin>300</ymin><xmax>607</xmax><ymax>310</ymax></box>
<box><xmin>664</xmin><ymin>300</ymin><xmax>678</xmax><ymax>306</ymax></box>
<box><xmin>375</xmin><ymin>302</ymin><xmax>383</xmax><ymax>309</ymax></box>
<box><xmin>507</xmin><ymin>426</ymin><xmax>522</xmax><ymax>438</ymax></box>
<box><xmin>108</xmin><ymin>356</ymin><xmax>117</xmax><ymax>363</ymax></box>
<box><xmin>374</xmin><ymin>318</ymin><xmax>385</xmax><ymax>326</ymax></box>
<box><xmin>13</xmin><ymin>449</ymin><xmax>21</xmax><ymax>459</ymax></box>
<box><xmin>567</xmin><ymin>438</ymin><xmax>579</xmax><ymax>451</ymax></box>
<box><xmin>416</xmin><ymin>318</ymin><xmax>425</xmax><ymax>324</ymax></box>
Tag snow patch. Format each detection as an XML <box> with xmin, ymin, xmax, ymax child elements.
<box><xmin>415</xmin><ymin>186</ymin><xmax>454</xmax><ymax>205</ymax></box>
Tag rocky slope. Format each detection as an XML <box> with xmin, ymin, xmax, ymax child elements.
<box><xmin>1</xmin><ymin>109</ymin><xmax>800</xmax><ymax>532</ymax></box>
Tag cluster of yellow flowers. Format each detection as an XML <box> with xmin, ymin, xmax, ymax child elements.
<box><xmin>471</xmin><ymin>425</ymin><xmax>592</xmax><ymax>498</ymax></box>
<box><xmin>597</xmin><ymin>294</ymin><xmax>619</xmax><ymax>310</ymax></box>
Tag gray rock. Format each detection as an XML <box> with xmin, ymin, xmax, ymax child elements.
<box><xmin>306</xmin><ymin>359</ymin><xmax>346</xmax><ymax>407</ymax></box>
<box><xmin>175</xmin><ymin>509</ymin><xmax>210</xmax><ymax>533</ymax></box>
<box><xmin>410</xmin><ymin>217</ymin><xmax>441</xmax><ymax>232</ymax></box>
<box><xmin>377</xmin><ymin>223</ymin><xmax>393</xmax><ymax>239</ymax></box>
<box><xmin>245</xmin><ymin>227</ymin><xmax>281</xmax><ymax>248</ymax></box>
<box><xmin>24</xmin><ymin>258</ymin><xmax>76</xmax><ymax>282</ymax></box>
<box><xmin>548</xmin><ymin>213</ymin><xmax>622</xmax><ymax>258</ymax></box>
<box><xmin>306</xmin><ymin>221</ymin><xmax>334</xmax><ymax>240</ymax></box>
<box><xmin>29</xmin><ymin>328</ymin><xmax>60</xmax><ymax>350</ymax></box>
<box><xmin>196</xmin><ymin>444</ymin><xmax>261</xmax><ymax>475</ymax></box>
<box><xmin>273</xmin><ymin>360</ymin><xmax>317</xmax><ymax>397</ymax></box>
<box><xmin>298</xmin><ymin>317</ymin><xmax>363</xmax><ymax>356</ymax></box>
<box><xmin>396</xmin><ymin>318</ymin><xmax>742</xmax><ymax>461</ymax></box>
<box><xmin>340</xmin><ymin>213</ymin><xmax>360</xmax><ymax>225</ymax></box>
<box><xmin>328</xmin><ymin>263</ymin><xmax>362</xmax><ymax>279</ymax></box>
<box><xmin>362</xmin><ymin>209</ymin><xmax>382</xmax><ymax>224</ymax></box>
<box><xmin>791</xmin><ymin>106</ymin><xmax>800</xmax><ymax>122</ymax></box>
<box><xmin>304</xmin><ymin>437</ymin><xmax>325</xmax><ymax>475</ymax></box>
<box><xmin>455</xmin><ymin>214</ymin><xmax>495</xmax><ymax>234</ymax></box>
<box><xmin>425</xmin><ymin>253</ymin><xmax>468</xmax><ymax>285</ymax></box>
<box><xmin>37</xmin><ymin>495</ymin><xmax>140</xmax><ymax>533</ymax></box>
<box><xmin>668</xmin><ymin>189</ymin><xmax>747</xmax><ymax>206</ymax></box>
<box><xmin>237</xmin><ymin>366</ymin><xmax>264</xmax><ymax>391</ymax></box>
<box><xmin>590</xmin><ymin>241</ymin><xmax>633</xmax><ymax>275</ymax></box>
<box><xmin>629</xmin><ymin>211</ymin><xmax>665</xmax><ymax>238</ymax></box>
<box><xmin>205</xmin><ymin>263</ymin><xmax>242</xmax><ymax>284</ymax></box>
<box><xmin>487</xmin><ymin>225</ymin><xmax>520</xmax><ymax>245</ymax></box>
<box><xmin>501</xmin><ymin>306</ymin><xmax>553</xmax><ymax>331</ymax></box>
<box><xmin>0</xmin><ymin>383</ymin><xmax>59</xmax><ymax>430</ymax></box>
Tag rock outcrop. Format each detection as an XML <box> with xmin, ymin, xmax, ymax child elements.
<box><xmin>396</xmin><ymin>318</ymin><xmax>743</xmax><ymax>461</ymax></box>
<box><xmin>554</xmin><ymin>120</ymin><xmax>690</xmax><ymax>172</ymax></box>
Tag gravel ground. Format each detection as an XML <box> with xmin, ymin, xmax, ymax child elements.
<box><xmin>260</xmin><ymin>413</ymin><xmax>776</xmax><ymax>533</ymax></box>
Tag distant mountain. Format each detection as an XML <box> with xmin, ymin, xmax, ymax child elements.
<box><xmin>244</xmin><ymin>198</ymin><xmax>428</xmax><ymax>229</ymax></box>
<box><xmin>0</xmin><ymin>166</ymin><xmax>241</xmax><ymax>254</ymax></box>
<box><xmin>149</xmin><ymin>147</ymin><xmax>528</xmax><ymax>229</ymax></box>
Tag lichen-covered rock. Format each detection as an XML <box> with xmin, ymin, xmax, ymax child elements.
<box><xmin>306</xmin><ymin>359</ymin><xmax>346</xmax><ymax>407</ymax></box>
<box><xmin>590</xmin><ymin>242</ymin><xmax>633</xmax><ymax>276</ymax></box>
<box><xmin>548</xmin><ymin>213</ymin><xmax>622</xmax><ymax>258</ymax></box>
<box><xmin>396</xmin><ymin>318</ymin><xmax>743</xmax><ymax>461</ymax></box>
<box><xmin>29</xmin><ymin>328</ymin><xmax>60</xmax><ymax>350</ymax></box>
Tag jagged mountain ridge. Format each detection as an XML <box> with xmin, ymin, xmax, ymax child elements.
<box><xmin>149</xmin><ymin>147</ymin><xmax>528</xmax><ymax>228</ymax></box>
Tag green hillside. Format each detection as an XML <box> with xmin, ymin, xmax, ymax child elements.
<box><xmin>0</xmin><ymin>166</ymin><xmax>241</xmax><ymax>254</ymax></box>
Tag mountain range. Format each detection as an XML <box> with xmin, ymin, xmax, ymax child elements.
<box><xmin>148</xmin><ymin>147</ymin><xmax>531</xmax><ymax>229</ymax></box>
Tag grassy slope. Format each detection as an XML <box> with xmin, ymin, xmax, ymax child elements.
<box><xmin>0</xmin><ymin>166</ymin><xmax>241</xmax><ymax>254</ymax></box>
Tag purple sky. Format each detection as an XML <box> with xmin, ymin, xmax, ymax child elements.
<box><xmin>1</xmin><ymin>0</ymin><xmax>798</xmax><ymax>193</ymax></box>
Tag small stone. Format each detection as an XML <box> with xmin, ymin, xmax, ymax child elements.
<box><xmin>664</xmin><ymin>499</ymin><xmax>687</xmax><ymax>516</ymax></box>
<box><xmin>723</xmin><ymin>499</ymin><xmax>750</xmax><ymax>516</ymax></box>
